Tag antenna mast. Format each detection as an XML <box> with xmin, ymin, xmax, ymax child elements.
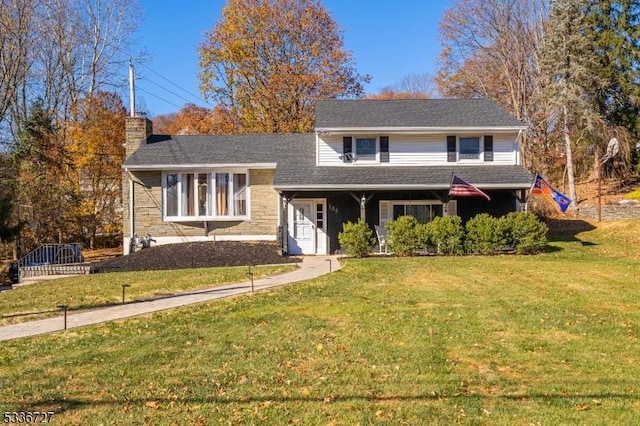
<box><xmin>129</xmin><ymin>60</ymin><xmax>136</xmax><ymax>117</ymax></box>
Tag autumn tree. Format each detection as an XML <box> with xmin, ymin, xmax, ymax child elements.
<box><xmin>436</xmin><ymin>0</ymin><xmax>548</xmax><ymax>169</ymax></box>
<box><xmin>67</xmin><ymin>92</ymin><xmax>126</xmax><ymax>248</ymax></box>
<box><xmin>538</xmin><ymin>0</ymin><xmax>610</xmax><ymax>205</ymax></box>
<box><xmin>152</xmin><ymin>104</ymin><xmax>239</xmax><ymax>135</ymax></box>
<box><xmin>198</xmin><ymin>0</ymin><xmax>369</xmax><ymax>133</ymax></box>
<box><xmin>368</xmin><ymin>72</ymin><xmax>435</xmax><ymax>99</ymax></box>
<box><xmin>0</xmin><ymin>154</ymin><xmax>20</xmax><ymax>244</ymax></box>
<box><xmin>13</xmin><ymin>99</ymin><xmax>71</xmax><ymax>245</ymax></box>
<box><xmin>4</xmin><ymin>0</ymin><xmax>141</xmax><ymax>134</ymax></box>
<box><xmin>0</xmin><ymin>0</ymin><xmax>32</xmax><ymax>125</ymax></box>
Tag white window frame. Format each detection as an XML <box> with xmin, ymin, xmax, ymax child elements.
<box><xmin>162</xmin><ymin>170</ymin><xmax>250</xmax><ymax>222</ymax></box>
<box><xmin>380</xmin><ymin>200</ymin><xmax>449</xmax><ymax>228</ymax></box>
<box><xmin>390</xmin><ymin>201</ymin><xmax>444</xmax><ymax>223</ymax></box>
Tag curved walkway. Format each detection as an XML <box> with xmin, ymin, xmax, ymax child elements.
<box><xmin>0</xmin><ymin>255</ymin><xmax>341</xmax><ymax>342</ymax></box>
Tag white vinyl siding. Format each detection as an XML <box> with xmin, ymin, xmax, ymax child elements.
<box><xmin>390</xmin><ymin>135</ymin><xmax>446</xmax><ymax>165</ymax></box>
<box><xmin>317</xmin><ymin>133</ymin><xmax>520</xmax><ymax>166</ymax></box>
<box><xmin>493</xmin><ymin>135</ymin><xmax>518</xmax><ymax>164</ymax></box>
<box><xmin>317</xmin><ymin>136</ymin><xmax>344</xmax><ymax>165</ymax></box>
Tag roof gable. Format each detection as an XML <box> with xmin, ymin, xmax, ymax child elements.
<box><xmin>315</xmin><ymin>99</ymin><xmax>524</xmax><ymax>129</ymax></box>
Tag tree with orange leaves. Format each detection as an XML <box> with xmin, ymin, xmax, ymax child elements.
<box><xmin>152</xmin><ymin>104</ymin><xmax>239</xmax><ymax>135</ymax></box>
<box><xmin>199</xmin><ymin>0</ymin><xmax>369</xmax><ymax>134</ymax></box>
<box><xmin>67</xmin><ymin>92</ymin><xmax>126</xmax><ymax>247</ymax></box>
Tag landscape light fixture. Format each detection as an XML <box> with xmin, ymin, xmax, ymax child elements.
<box><xmin>57</xmin><ymin>304</ymin><xmax>69</xmax><ymax>330</ymax></box>
<box><xmin>122</xmin><ymin>284</ymin><xmax>131</xmax><ymax>304</ymax></box>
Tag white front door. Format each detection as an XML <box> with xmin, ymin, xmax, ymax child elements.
<box><xmin>287</xmin><ymin>199</ymin><xmax>327</xmax><ymax>255</ymax></box>
<box><xmin>288</xmin><ymin>201</ymin><xmax>314</xmax><ymax>255</ymax></box>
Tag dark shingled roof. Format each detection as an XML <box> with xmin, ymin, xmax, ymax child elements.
<box><xmin>315</xmin><ymin>99</ymin><xmax>525</xmax><ymax>128</ymax></box>
<box><xmin>124</xmin><ymin>133</ymin><xmax>315</xmax><ymax>167</ymax></box>
<box><xmin>125</xmin><ymin>133</ymin><xmax>531</xmax><ymax>189</ymax></box>
<box><xmin>273</xmin><ymin>136</ymin><xmax>532</xmax><ymax>190</ymax></box>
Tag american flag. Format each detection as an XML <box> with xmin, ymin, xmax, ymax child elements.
<box><xmin>448</xmin><ymin>175</ymin><xmax>491</xmax><ymax>201</ymax></box>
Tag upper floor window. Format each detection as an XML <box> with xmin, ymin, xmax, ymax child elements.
<box><xmin>163</xmin><ymin>171</ymin><xmax>249</xmax><ymax>221</ymax></box>
<box><xmin>459</xmin><ymin>137</ymin><xmax>480</xmax><ymax>160</ymax></box>
<box><xmin>355</xmin><ymin>138</ymin><xmax>376</xmax><ymax>161</ymax></box>
<box><xmin>342</xmin><ymin>136</ymin><xmax>389</xmax><ymax>163</ymax></box>
<box><xmin>447</xmin><ymin>135</ymin><xmax>494</xmax><ymax>162</ymax></box>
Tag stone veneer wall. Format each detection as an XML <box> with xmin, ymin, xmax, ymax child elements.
<box><xmin>123</xmin><ymin>169</ymin><xmax>278</xmax><ymax>242</ymax></box>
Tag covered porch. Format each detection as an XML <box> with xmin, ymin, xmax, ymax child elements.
<box><xmin>277</xmin><ymin>188</ymin><xmax>529</xmax><ymax>255</ymax></box>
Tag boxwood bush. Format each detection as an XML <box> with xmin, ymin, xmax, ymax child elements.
<box><xmin>385</xmin><ymin>215</ymin><xmax>427</xmax><ymax>256</ymax></box>
<box><xmin>425</xmin><ymin>215</ymin><xmax>465</xmax><ymax>255</ymax></box>
<box><xmin>338</xmin><ymin>219</ymin><xmax>375</xmax><ymax>257</ymax></box>
<box><xmin>465</xmin><ymin>213</ymin><xmax>509</xmax><ymax>254</ymax></box>
<box><xmin>502</xmin><ymin>211</ymin><xmax>548</xmax><ymax>254</ymax></box>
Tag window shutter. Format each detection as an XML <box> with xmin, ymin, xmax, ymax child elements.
<box><xmin>380</xmin><ymin>136</ymin><xmax>389</xmax><ymax>162</ymax></box>
<box><xmin>379</xmin><ymin>201</ymin><xmax>390</xmax><ymax>228</ymax></box>
<box><xmin>446</xmin><ymin>200</ymin><xmax>457</xmax><ymax>217</ymax></box>
<box><xmin>447</xmin><ymin>135</ymin><xmax>457</xmax><ymax>162</ymax></box>
<box><xmin>343</xmin><ymin>136</ymin><xmax>353</xmax><ymax>163</ymax></box>
<box><xmin>484</xmin><ymin>135</ymin><xmax>494</xmax><ymax>162</ymax></box>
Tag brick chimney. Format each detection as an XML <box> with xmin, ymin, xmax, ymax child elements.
<box><xmin>125</xmin><ymin>116</ymin><xmax>153</xmax><ymax>157</ymax></box>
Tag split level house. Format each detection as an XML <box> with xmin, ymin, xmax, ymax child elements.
<box><xmin>123</xmin><ymin>99</ymin><xmax>532</xmax><ymax>255</ymax></box>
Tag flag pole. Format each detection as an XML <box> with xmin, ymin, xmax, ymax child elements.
<box><xmin>596</xmin><ymin>150</ymin><xmax>602</xmax><ymax>222</ymax></box>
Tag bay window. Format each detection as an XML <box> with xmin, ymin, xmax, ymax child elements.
<box><xmin>163</xmin><ymin>171</ymin><xmax>249</xmax><ymax>220</ymax></box>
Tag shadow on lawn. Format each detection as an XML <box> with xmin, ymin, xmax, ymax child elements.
<box><xmin>545</xmin><ymin>219</ymin><xmax>597</xmax><ymax>245</ymax></box>
<box><xmin>17</xmin><ymin>391</ymin><xmax>639</xmax><ymax>413</ymax></box>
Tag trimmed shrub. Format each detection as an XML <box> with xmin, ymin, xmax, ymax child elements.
<box><xmin>426</xmin><ymin>215</ymin><xmax>465</xmax><ymax>255</ymax></box>
<box><xmin>465</xmin><ymin>213</ymin><xmax>507</xmax><ymax>254</ymax></box>
<box><xmin>502</xmin><ymin>211</ymin><xmax>548</xmax><ymax>254</ymax></box>
<box><xmin>338</xmin><ymin>219</ymin><xmax>375</xmax><ymax>257</ymax></box>
<box><xmin>385</xmin><ymin>215</ymin><xmax>427</xmax><ymax>256</ymax></box>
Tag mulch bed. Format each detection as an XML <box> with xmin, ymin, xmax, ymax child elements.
<box><xmin>93</xmin><ymin>241</ymin><xmax>296</xmax><ymax>273</ymax></box>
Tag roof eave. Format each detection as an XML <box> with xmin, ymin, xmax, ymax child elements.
<box><xmin>274</xmin><ymin>182</ymin><xmax>532</xmax><ymax>191</ymax></box>
<box><xmin>315</xmin><ymin>126</ymin><xmax>527</xmax><ymax>135</ymax></box>
<box><xmin>124</xmin><ymin>163</ymin><xmax>278</xmax><ymax>171</ymax></box>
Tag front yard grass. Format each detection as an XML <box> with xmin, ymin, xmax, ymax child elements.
<box><xmin>0</xmin><ymin>219</ymin><xmax>639</xmax><ymax>424</ymax></box>
<box><xmin>0</xmin><ymin>264</ymin><xmax>296</xmax><ymax>325</ymax></box>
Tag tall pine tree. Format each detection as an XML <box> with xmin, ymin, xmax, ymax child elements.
<box><xmin>539</xmin><ymin>0</ymin><xmax>605</xmax><ymax>205</ymax></box>
<box><xmin>585</xmin><ymin>0</ymin><xmax>640</xmax><ymax>151</ymax></box>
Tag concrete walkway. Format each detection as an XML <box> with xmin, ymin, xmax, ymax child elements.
<box><xmin>0</xmin><ymin>255</ymin><xmax>341</xmax><ymax>342</ymax></box>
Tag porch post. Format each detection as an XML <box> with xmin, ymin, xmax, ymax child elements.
<box><xmin>280</xmin><ymin>195</ymin><xmax>289</xmax><ymax>254</ymax></box>
<box><xmin>349</xmin><ymin>192</ymin><xmax>374</xmax><ymax>223</ymax></box>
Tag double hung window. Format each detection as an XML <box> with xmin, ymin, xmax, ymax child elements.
<box><xmin>355</xmin><ymin>138</ymin><xmax>376</xmax><ymax>161</ymax></box>
<box><xmin>392</xmin><ymin>203</ymin><xmax>443</xmax><ymax>223</ymax></box>
<box><xmin>447</xmin><ymin>135</ymin><xmax>494</xmax><ymax>162</ymax></box>
<box><xmin>459</xmin><ymin>137</ymin><xmax>480</xmax><ymax>160</ymax></box>
<box><xmin>343</xmin><ymin>136</ymin><xmax>387</xmax><ymax>163</ymax></box>
<box><xmin>164</xmin><ymin>171</ymin><xmax>248</xmax><ymax>220</ymax></box>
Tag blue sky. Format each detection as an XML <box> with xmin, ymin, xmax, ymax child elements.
<box><xmin>135</xmin><ymin>0</ymin><xmax>453</xmax><ymax>117</ymax></box>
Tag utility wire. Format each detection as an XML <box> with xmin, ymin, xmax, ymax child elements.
<box><xmin>140</xmin><ymin>63</ymin><xmax>213</xmax><ymax>107</ymax></box>
<box><xmin>136</xmin><ymin>86</ymin><xmax>183</xmax><ymax>110</ymax></box>
<box><xmin>141</xmin><ymin>76</ymin><xmax>204</xmax><ymax>108</ymax></box>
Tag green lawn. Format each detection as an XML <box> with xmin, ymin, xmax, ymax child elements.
<box><xmin>0</xmin><ymin>264</ymin><xmax>296</xmax><ymax>325</ymax></box>
<box><xmin>1</xmin><ymin>220</ymin><xmax>639</xmax><ymax>424</ymax></box>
